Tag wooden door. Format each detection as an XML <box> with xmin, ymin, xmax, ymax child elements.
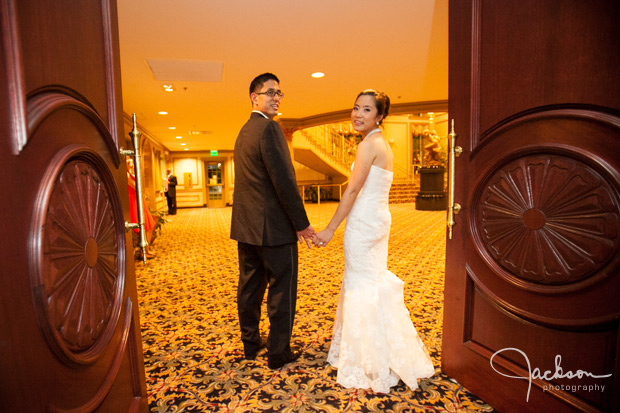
<box><xmin>0</xmin><ymin>0</ymin><xmax>148</xmax><ymax>411</ymax></box>
<box><xmin>443</xmin><ymin>1</ymin><xmax>620</xmax><ymax>412</ymax></box>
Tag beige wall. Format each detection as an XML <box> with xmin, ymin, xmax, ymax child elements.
<box><xmin>167</xmin><ymin>151</ymin><xmax>234</xmax><ymax>208</ymax></box>
<box><xmin>383</xmin><ymin>119</ymin><xmax>410</xmax><ymax>179</ymax></box>
<box><xmin>295</xmin><ymin>161</ymin><xmax>328</xmax><ymax>183</ymax></box>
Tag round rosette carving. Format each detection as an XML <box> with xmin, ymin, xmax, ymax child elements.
<box><xmin>31</xmin><ymin>147</ymin><xmax>125</xmax><ymax>365</ymax></box>
<box><xmin>473</xmin><ymin>153</ymin><xmax>620</xmax><ymax>289</ymax></box>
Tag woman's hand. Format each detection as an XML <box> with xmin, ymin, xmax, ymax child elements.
<box><xmin>312</xmin><ymin>228</ymin><xmax>335</xmax><ymax>247</ymax></box>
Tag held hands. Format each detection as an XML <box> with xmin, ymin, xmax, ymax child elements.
<box><xmin>297</xmin><ymin>225</ymin><xmax>335</xmax><ymax>248</ymax></box>
<box><xmin>312</xmin><ymin>228</ymin><xmax>335</xmax><ymax>248</ymax></box>
<box><xmin>297</xmin><ymin>225</ymin><xmax>316</xmax><ymax>248</ymax></box>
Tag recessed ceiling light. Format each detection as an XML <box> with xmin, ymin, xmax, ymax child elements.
<box><xmin>180</xmin><ymin>143</ymin><xmax>186</xmax><ymax>146</ymax></box>
<box><xmin>168</xmin><ymin>126</ymin><xmax>176</xmax><ymax>130</ymax></box>
<box><xmin>158</xmin><ymin>111</ymin><xmax>168</xmax><ymax>115</ymax></box>
<box><xmin>162</xmin><ymin>84</ymin><xmax>175</xmax><ymax>92</ymax></box>
<box><xmin>176</xmin><ymin>136</ymin><xmax>183</xmax><ymax>139</ymax></box>
<box><xmin>311</xmin><ymin>72</ymin><xmax>325</xmax><ymax>78</ymax></box>
<box><xmin>184</xmin><ymin>148</ymin><xmax>189</xmax><ymax>151</ymax></box>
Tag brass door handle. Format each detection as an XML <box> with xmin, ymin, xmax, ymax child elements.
<box><xmin>125</xmin><ymin>222</ymin><xmax>139</xmax><ymax>232</ymax></box>
<box><xmin>447</xmin><ymin>119</ymin><xmax>462</xmax><ymax>239</ymax></box>
<box><xmin>127</xmin><ymin>114</ymin><xmax>149</xmax><ymax>263</ymax></box>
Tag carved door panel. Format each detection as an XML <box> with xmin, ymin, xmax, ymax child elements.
<box><xmin>443</xmin><ymin>1</ymin><xmax>620</xmax><ymax>412</ymax></box>
<box><xmin>0</xmin><ymin>0</ymin><xmax>147</xmax><ymax>411</ymax></box>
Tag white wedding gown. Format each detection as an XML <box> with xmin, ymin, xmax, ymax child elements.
<box><xmin>327</xmin><ymin>163</ymin><xmax>435</xmax><ymax>393</ymax></box>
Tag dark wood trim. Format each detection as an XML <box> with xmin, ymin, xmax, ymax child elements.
<box><xmin>479</xmin><ymin>105</ymin><xmax>620</xmax><ymax>145</ymax></box>
<box><xmin>470</xmin><ymin>0</ymin><xmax>481</xmax><ymax>150</ymax></box>
<box><xmin>29</xmin><ymin>145</ymin><xmax>126</xmax><ymax>366</ymax></box>
<box><xmin>1</xmin><ymin>0</ymin><xmax>27</xmax><ymax>154</ymax></box>
<box><xmin>467</xmin><ymin>267</ymin><xmax>620</xmax><ymax>330</ymax></box>
<box><xmin>48</xmin><ymin>299</ymin><xmax>134</xmax><ymax>413</ymax></box>
<box><xmin>101</xmin><ymin>0</ymin><xmax>121</xmax><ymax>167</ymax></box>
<box><xmin>26</xmin><ymin>90</ymin><xmax>118</xmax><ymax>161</ymax></box>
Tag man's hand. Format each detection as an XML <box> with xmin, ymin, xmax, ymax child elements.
<box><xmin>297</xmin><ymin>225</ymin><xmax>316</xmax><ymax>248</ymax></box>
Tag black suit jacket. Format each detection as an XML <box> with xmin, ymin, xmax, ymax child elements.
<box><xmin>166</xmin><ymin>175</ymin><xmax>177</xmax><ymax>197</ymax></box>
<box><xmin>231</xmin><ymin>112</ymin><xmax>309</xmax><ymax>246</ymax></box>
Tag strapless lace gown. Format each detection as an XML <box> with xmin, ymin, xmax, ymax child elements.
<box><xmin>327</xmin><ymin>164</ymin><xmax>435</xmax><ymax>393</ymax></box>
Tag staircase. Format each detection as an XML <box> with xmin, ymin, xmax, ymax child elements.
<box><xmin>389</xmin><ymin>181</ymin><xmax>419</xmax><ymax>204</ymax></box>
<box><xmin>292</xmin><ymin>129</ymin><xmax>354</xmax><ymax>183</ymax></box>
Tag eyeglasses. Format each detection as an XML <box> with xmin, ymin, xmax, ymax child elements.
<box><xmin>255</xmin><ymin>89</ymin><xmax>285</xmax><ymax>98</ymax></box>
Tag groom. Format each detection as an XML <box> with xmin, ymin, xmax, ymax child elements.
<box><xmin>230</xmin><ymin>73</ymin><xmax>315</xmax><ymax>369</ymax></box>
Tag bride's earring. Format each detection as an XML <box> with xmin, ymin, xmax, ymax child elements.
<box><xmin>376</xmin><ymin>121</ymin><xmax>379</xmax><ymax>125</ymax></box>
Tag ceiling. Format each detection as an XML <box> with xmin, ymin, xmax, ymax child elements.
<box><xmin>116</xmin><ymin>0</ymin><xmax>448</xmax><ymax>153</ymax></box>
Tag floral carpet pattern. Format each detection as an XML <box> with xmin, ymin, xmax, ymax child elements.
<box><xmin>135</xmin><ymin>204</ymin><xmax>496</xmax><ymax>412</ymax></box>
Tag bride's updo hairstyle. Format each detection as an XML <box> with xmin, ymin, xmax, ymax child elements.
<box><xmin>356</xmin><ymin>89</ymin><xmax>391</xmax><ymax>126</ymax></box>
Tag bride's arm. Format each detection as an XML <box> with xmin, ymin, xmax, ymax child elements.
<box><xmin>314</xmin><ymin>141</ymin><xmax>375</xmax><ymax>245</ymax></box>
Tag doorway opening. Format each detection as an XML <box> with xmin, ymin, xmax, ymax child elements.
<box><xmin>206</xmin><ymin>161</ymin><xmax>225</xmax><ymax>208</ymax></box>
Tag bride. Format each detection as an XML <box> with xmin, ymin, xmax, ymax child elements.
<box><xmin>313</xmin><ymin>89</ymin><xmax>435</xmax><ymax>393</ymax></box>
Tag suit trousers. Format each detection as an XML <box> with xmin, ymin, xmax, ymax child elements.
<box><xmin>237</xmin><ymin>241</ymin><xmax>298</xmax><ymax>359</ymax></box>
<box><xmin>166</xmin><ymin>193</ymin><xmax>176</xmax><ymax>215</ymax></box>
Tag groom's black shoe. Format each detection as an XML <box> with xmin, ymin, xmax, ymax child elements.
<box><xmin>268</xmin><ymin>348</ymin><xmax>302</xmax><ymax>369</ymax></box>
<box><xmin>244</xmin><ymin>335</ymin><xmax>268</xmax><ymax>360</ymax></box>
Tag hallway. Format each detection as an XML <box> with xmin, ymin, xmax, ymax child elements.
<box><xmin>135</xmin><ymin>203</ymin><xmax>495</xmax><ymax>412</ymax></box>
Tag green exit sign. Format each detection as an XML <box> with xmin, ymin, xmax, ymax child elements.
<box><xmin>210</xmin><ymin>150</ymin><xmax>218</xmax><ymax>156</ymax></box>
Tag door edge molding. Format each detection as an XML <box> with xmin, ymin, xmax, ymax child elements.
<box><xmin>25</xmin><ymin>89</ymin><xmax>121</xmax><ymax>166</ymax></box>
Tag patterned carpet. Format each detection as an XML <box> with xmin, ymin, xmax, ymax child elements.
<box><xmin>135</xmin><ymin>204</ymin><xmax>496</xmax><ymax>412</ymax></box>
